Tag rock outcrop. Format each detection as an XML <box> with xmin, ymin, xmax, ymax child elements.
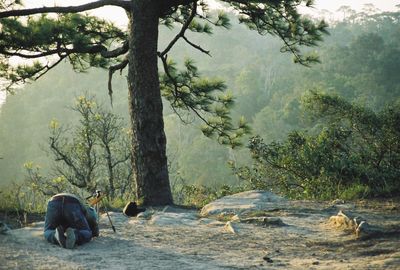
<box><xmin>200</xmin><ymin>190</ymin><xmax>287</xmax><ymax>217</ymax></box>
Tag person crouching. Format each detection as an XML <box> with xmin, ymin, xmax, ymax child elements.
<box><xmin>44</xmin><ymin>193</ymin><xmax>99</xmax><ymax>249</ymax></box>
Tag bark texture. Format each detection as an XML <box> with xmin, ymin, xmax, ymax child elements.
<box><xmin>127</xmin><ymin>0</ymin><xmax>172</xmax><ymax>205</ymax></box>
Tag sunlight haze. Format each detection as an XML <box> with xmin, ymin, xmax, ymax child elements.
<box><xmin>22</xmin><ymin>0</ymin><xmax>400</xmax><ymax>25</ymax></box>
<box><xmin>0</xmin><ymin>0</ymin><xmax>398</xmax><ymax>106</ymax></box>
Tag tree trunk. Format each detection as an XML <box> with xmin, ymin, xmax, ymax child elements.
<box><xmin>126</xmin><ymin>0</ymin><xmax>173</xmax><ymax>206</ymax></box>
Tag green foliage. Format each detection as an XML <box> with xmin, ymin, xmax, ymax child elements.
<box><xmin>49</xmin><ymin>96</ymin><xmax>99</xmax><ymax>191</ymax></box>
<box><xmin>171</xmin><ymin>175</ymin><xmax>246</xmax><ymax>208</ymax></box>
<box><xmin>340</xmin><ymin>184</ymin><xmax>371</xmax><ymax>201</ymax></box>
<box><xmin>45</xmin><ymin>95</ymin><xmax>133</xmax><ymax>199</ymax></box>
<box><xmin>0</xmin><ymin>13</ymin><xmax>125</xmax><ymax>89</ymax></box>
<box><xmin>308</xmin><ymin>26</ymin><xmax>400</xmax><ymax>109</ymax></box>
<box><xmin>24</xmin><ymin>162</ymin><xmax>70</xmax><ymax>195</ymax></box>
<box><xmin>160</xmin><ymin>57</ymin><xmax>251</xmax><ymax>148</ymax></box>
<box><xmin>158</xmin><ymin>0</ymin><xmax>325</xmax><ymax>149</ymax></box>
<box><xmin>234</xmin><ymin>91</ymin><xmax>400</xmax><ymax>199</ymax></box>
<box><xmin>0</xmin><ymin>176</ymin><xmax>129</xmax><ymax>214</ymax></box>
<box><xmin>234</xmin><ymin>0</ymin><xmax>328</xmax><ymax>66</ymax></box>
<box><xmin>0</xmin><ymin>180</ymin><xmax>47</xmax><ymax>213</ymax></box>
<box><xmin>160</xmin><ymin>4</ymin><xmax>231</xmax><ymax>31</ymax></box>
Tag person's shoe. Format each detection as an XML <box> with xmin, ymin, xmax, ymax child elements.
<box><xmin>65</xmin><ymin>228</ymin><xmax>76</xmax><ymax>249</ymax></box>
<box><xmin>54</xmin><ymin>226</ymin><xmax>66</xmax><ymax>248</ymax></box>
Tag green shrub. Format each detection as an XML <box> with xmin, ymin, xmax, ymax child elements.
<box><xmin>233</xmin><ymin>91</ymin><xmax>400</xmax><ymax>200</ymax></box>
<box><xmin>172</xmin><ymin>179</ymin><xmax>247</xmax><ymax>208</ymax></box>
<box><xmin>340</xmin><ymin>184</ymin><xmax>372</xmax><ymax>200</ymax></box>
<box><xmin>0</xmin><ymin>182</ymin><xmax>47</xmax><ymax>213</ymax></box>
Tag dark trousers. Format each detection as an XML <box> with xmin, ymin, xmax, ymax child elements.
<box><xmin>44</xmin><ymin>198</ymin><xmax>92</xmax><ymax>245</ymax></box>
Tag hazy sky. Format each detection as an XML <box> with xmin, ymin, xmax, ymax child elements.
<box><xmin>21</xmin><ymin>0</ymin><xmax>400</xmax><ymax>26</ymax></box>
<box><xmin>22</xmin><ymin>0</ymin><xmax>400</xmax><ymax>11</ymax></box>
<box><xmin>314</xmin><ymin>0</ymin><xmax>398</xmax><ymax>12</ymax></box>
<box><xmin>0</xmin><ymin>0</ymin><xmax>399</xmax><ymax>104</ymax></box>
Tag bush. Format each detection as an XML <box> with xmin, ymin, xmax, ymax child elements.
<box><xmin>233</xmin><ymin>91</ymin><xmax>400</xmax><ymax>200</ymax></box>
<box><xmin>340</xmin><ymin>184</ymin><xmax>372</xmax><ymax>200</ymax></box>
<box><xmin>171</xmin><ymin>176</ymin><xmax>246</xmax><ymax>208</ymax></box>
<box><xmin>0</xmin><ymin>182</ymin><xmax>47</xmax><ymax>214</ymax></box>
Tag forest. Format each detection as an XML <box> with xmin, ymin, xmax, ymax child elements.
<box><xmin>0</xmin><ymin>6</ymin><xmax>399</xmax><ymax>210</ymax></box>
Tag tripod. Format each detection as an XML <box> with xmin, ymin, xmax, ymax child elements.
<box><xmin>88</xmin><ymin>190</ymin><xmax>116</xmax><ymax>233</ymax></box>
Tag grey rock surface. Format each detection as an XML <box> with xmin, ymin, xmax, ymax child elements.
<box><xmin>200</xmin><ymin>190</ymin><xmax>287</xmax><ymax>216</ymax></box>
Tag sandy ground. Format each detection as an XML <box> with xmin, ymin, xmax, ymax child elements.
<box><xmin>1</xmin><ymin>192</ymin><xmax>400</xmax><ymax>270</ymax></box>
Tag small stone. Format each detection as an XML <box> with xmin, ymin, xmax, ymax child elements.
<box><xmin>262</xmin><ymin>256</ymin><xmax>273</xmax><ymax>263</ymax></box>
<box><xmin>224</xmin><ymin>221</ymin><xmax>238</xmax><ymax>234</ymax></box>
<box><xmin>312</xmin><ymin>261</ymin><xmax>319</xmax><ymax>265</ymax></box>
<box><xmin>262</xmin><ymin>217</ymin><xmax>285</xmax><ymax>226</ymax></box>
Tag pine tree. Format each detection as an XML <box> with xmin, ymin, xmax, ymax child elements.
<box><xmin>0</xmin><ymin>0</ymin><xmax>327</xmax><ymax>205</ymax></box>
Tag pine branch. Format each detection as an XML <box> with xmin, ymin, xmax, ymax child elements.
<box><xmin>0</xmin><ymin>0</ymin><xmax>130</xmax><ymax>18</ymax></box>
<box><xmin>0</xmin><ymin>44</ymin><xmax>113</xmax><ymax>59</ymax></box>
<box><xmin>182</xmin><ymin>36</ymin><xmax>210</xmax><ymax>55</ymax></box>
<box><xmin>171</xmin><ymin>107</ymin><xmax>193</xmax><ymax>125</ymax></box>
<box><xmin>159</xmin><ymin>1</ymin><xmax>198</xmax><ymax>57</ymax></box>
<box><xmin>0</xmin><ymin>50</ymin><xmax>58</xmax><ymax>59</ymax></box>
<box><xmin>3</xmin><ymin>54</ymin><xmax>68</xmax><ymax>92</ymax></box>
<box><xmin>159</xmin><ymin>56</ymin><xmax>246</xmax><ymax>147</ymax></box>
<box><xmin>33</xmin><ymin>55</ymin><xmax>67</xmax><ymax>81</ymax></box>
<box><xmin>101</xmin><ymin>40</ymin><xmax>129</xmax><ymax>58</ymax></box>
<box><xmin>108</xmin><ymin>58</ymin><xmax>129</xmax><ymax>104</ymax></box>
<box><xmin>159</xmin><ymin>54</ymin><xmax>181</xmax><ymax>106</ymax></box>
<box><xmin>235</xmin><ymin>1</ymin><xmax>326</xmax><ymax>66</ymax></box>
